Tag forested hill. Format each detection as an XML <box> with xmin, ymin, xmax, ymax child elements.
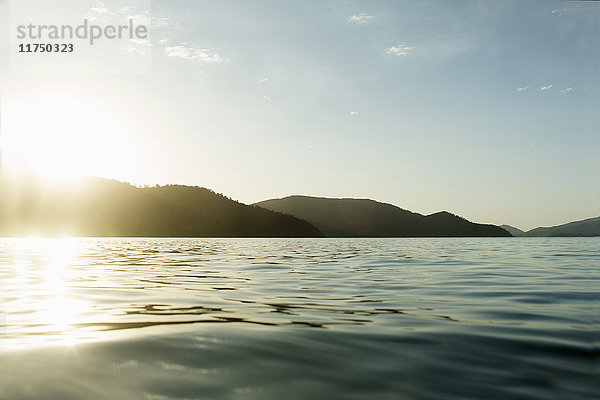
<box><xmin>255</xmin><ymin>196</ymin><xmax>511</xmax><ymax>237</ymax></box>
<box><xmin>0</xmin><ymin>178</ymin><xmax>322</xmax><ymax>237</ymax></box>
<box><xmin>523</xmin><ymin>216</ymin><xmax>600</xmax><ymax>237</ymax></box>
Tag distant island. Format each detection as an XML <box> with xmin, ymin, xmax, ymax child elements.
<box><xmin>256</xmin><ymin>196</ymin><xmax>511</xmax><ymax>237</ymax></box>
<box><xmin>502</xmin><ymin>217</ymin><xmax>600</xmax><ymax>237</ymax></box>
<box><xmin>499</xmin><ymin>225</ymin><xmax>526</xmax><ymax>237</ymax></box>
<box><xmin>1</xmin><ymin>177</ymin><xmax>597</xmax><ymax>238</ymax></box>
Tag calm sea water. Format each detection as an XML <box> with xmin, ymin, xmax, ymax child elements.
<box><xmin>0</xmin><ymin>238</ymin><xmax>598</xmax><ymax>399</ymax></box>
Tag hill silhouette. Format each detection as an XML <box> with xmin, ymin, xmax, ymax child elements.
<box><xmin>255</xmin><ymin>196</ymin><xmax>511</xmax><ymax>237</ymax></box>
<box><xmin>0</xmin><ymin>177</ymin><xmax>322</xmax><ymax>237</ymax></box>
<box><xmin>500</xmin><ymin>225</ymin><xmax>525</xmax><ymax>237</ymax></box>
<box><xmin>522</xmin><ymin>216</ymin><xmax>600</xmax><ymax>237</ymax></box>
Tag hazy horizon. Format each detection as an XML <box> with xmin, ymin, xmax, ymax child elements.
<box><xmin>1</xmin><ymin>0</ymin><xmax>598</xmax><ymax>231</ymax></box>
<box><xmin>1</xmin><ymin>172</ymin><xmax>597</xmax><ymax>233</ymax></box>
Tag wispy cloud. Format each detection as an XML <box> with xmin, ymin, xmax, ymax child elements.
<box><xmin>122</xmin><ymin>39</ymin><xmax>151</xmax><ymax>55</ymax></box>
<box><xmin>348</xmin><ymin>13</ymin><xmax>373</xmax><ymax>24</ymax></box>
<box><xmin>86</xmin><ymin>1</ymin><xmax>115</xmax><ymax>21</ymax></box>
<box><xmin>387</xmin><ymin>44</ymin><xmax>414</xmax><ymax>56</ymax></box>
<box><xmin>165</xmin><ymin>43</ymin><xmax>225</xmax><ymax>63</ymax></box>
<box><xmin>561</xmin><ymin>87</ymin><xmax>573</xmax><ymax>93</ymax></box>
<box><xmin>91</xmin><ymin>2</ymin><xmax>112</xmax><ymax>15</ymax></box>
<box><xmin>127</xmin><ymin>13</ymin><xmax>151</xmax><ymax>26</ymax></box>
<box><xmin>516</xmin><ymin>86</ymin><xmax>529</xmax><ymax>92</ymax></box>
<box><xmin>540</xmin><ymin>84</ymin><xmax>553</xmax><ymax>91</ymax></box>
<box><xmin>349</xmin><ymin>111</ymin><xmax>358</xmax><ymax>116</ymax></box>
<box><xmin>122</xmin><ymin>8</ymin><xmax>180</xmax><ymax>30</ymax></box>
<box><xmin>153</xmin><ymin>17</ymin><xmax>179</xmax><ymax>29</ymax></box>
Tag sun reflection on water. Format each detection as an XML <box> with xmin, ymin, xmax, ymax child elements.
<box><xmin>1</xmin><ymin>238</ymin><xmax>102</xmax><ymax>350</ymax></box>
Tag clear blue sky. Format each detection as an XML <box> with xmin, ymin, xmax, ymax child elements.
<box><xmin>1</xmin><ymin>0</ymin><xmax>598</xmax><ymax>230</ymax></box>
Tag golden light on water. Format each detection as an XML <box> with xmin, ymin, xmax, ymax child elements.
<box><xmin>2</xmin><ymin>238</ymin><xmax>101</xmax><ymax>350</ymax></box>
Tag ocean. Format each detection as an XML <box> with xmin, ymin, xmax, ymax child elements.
<box><xmin>1</xmin><ymin>237</ymin><xmax>598</xmax><ymax>399</ymax></box>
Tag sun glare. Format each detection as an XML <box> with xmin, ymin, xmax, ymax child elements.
<box><xmin>2</xmin><ymin>238</ymin><xmax>101</xmax><ymax>350</ymax></box>
<box><xmin>2</xmin><ymin>86</ymin><xmax>138</xmax><ymax>183</ymax></box>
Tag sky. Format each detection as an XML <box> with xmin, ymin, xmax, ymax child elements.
<box><xmin>0</xmin><ymin>0</ymin><xmax>599</xmax><ymax>230</ymax></box>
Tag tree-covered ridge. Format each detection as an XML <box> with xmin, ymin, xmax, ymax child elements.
<box><xmin>523</xmin><ymin>216</ymin><xmax>600</xmax><ymax>237</ymax></box>
<box><xmin>0</xmin><ymin>177</ymin><xmax>322</xmax><ymax>237</ymax></box>
<box><xmin>255</xmin><ymin>196</ymin><xmax>511</xmax><ymax>237</ymax></box>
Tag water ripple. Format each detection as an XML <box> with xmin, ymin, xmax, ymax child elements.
<box><xmin>1</xmin><ymin>237</ymin><xmax>598</xmax><ymax>399</ymax></box>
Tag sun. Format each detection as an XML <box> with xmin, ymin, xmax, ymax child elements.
<box><xmin>2</xmin><ymin>85</ymin><xmax>138</xmax><ymax>184</ymax></box>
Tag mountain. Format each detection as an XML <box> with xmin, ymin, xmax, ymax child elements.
<box><xmin>0</xmin><ymin>177</ymin><xmax>322</xmax><ymax>237</ymax></box>
<box><xmin>500</xmin><ymin>225</ymin><xmax>525</xmax><ymax>237</ymax></box>
<box><xmin>523</xmin><ymin>216</ymin><xmax>600</xmax><ymax>237</ymax></box>
<box><xmin>254</xmin><ymin>196</ymin><xmax>511</xmax><ymax>237</ymax></box>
